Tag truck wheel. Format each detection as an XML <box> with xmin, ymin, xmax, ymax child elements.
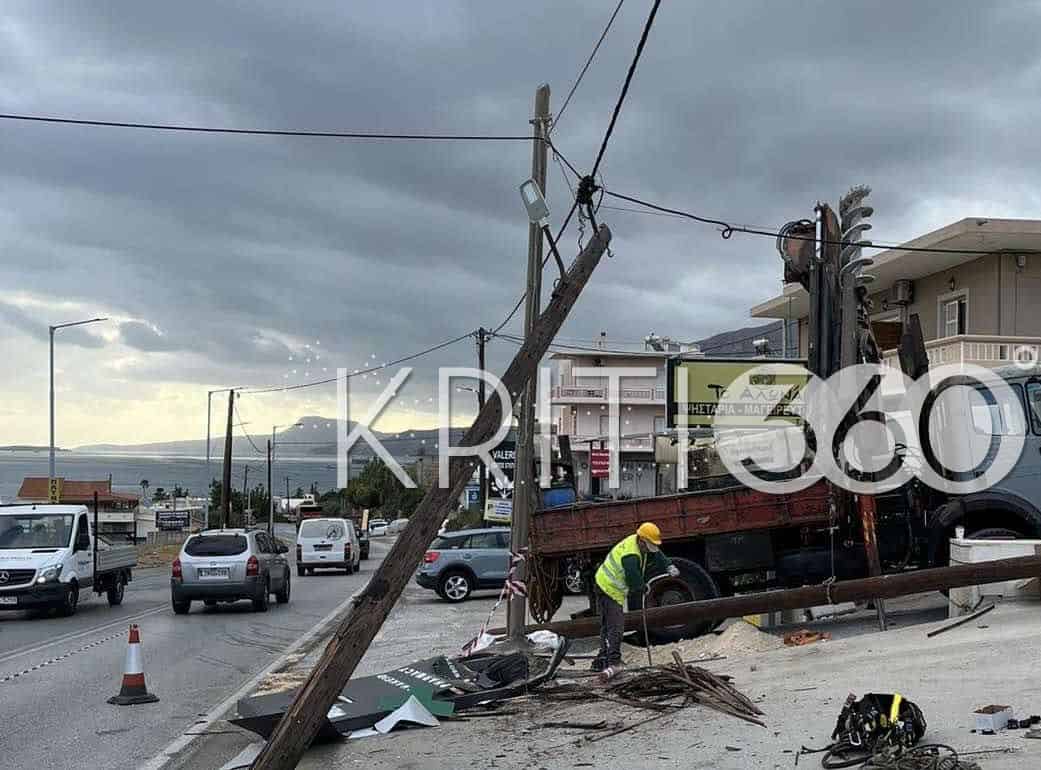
<box><xmin>345</xmin><ymin>559</ymin><xmax>354</xmax><ymax>576</ymax></box>
<box><xmin>633</xmin><ymin>557</ymin><xmax>720</xmax><ymax>644</ymax></box>
<box><xmin>563</xmin><ymin>559</ymin><xmax>586</xmax><ymax>595</ymax></box>
<box><xmin>58</xmin><ymin>582</ymin><xmax>80</xmax><ymax>617</ymax></box>
<box><xmin>106</xmin><ymin>576</ymin><xmax>125</xmax><ymax>606</ymax></box>
<box><xmin>297</xmin><ymin>564</ymin><xmax>305</xmax><ymax>577</ymax></box>
<box><xmin>172</xmin><ymin>599</ymin><xmax>191</xmax><ymax>614</ymax></box>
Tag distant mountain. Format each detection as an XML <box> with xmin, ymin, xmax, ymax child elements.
<box><xmin>74</xmin><ymin>416</ymin><xmax>467</xmax><ymax>459</ymax></box>
<box><xmin>0</xmin><ymin>445</ymin><xmax>69</xmax><ymax>452</ymax></box>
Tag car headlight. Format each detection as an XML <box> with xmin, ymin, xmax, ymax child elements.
<box><xmin>37</xmin><ymin>565</ymin><xmax>62</xmax><ymax>584</ymax></box>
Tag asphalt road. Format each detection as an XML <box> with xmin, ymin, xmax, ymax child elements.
<box><xmin>0</xmin><ymin>526</ymin><xmax>390</xmax><ymax>770</ymax></box>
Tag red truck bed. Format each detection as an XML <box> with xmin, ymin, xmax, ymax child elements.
<box><xmin>530</xmin><ymin>478</ymin><xmax>831</xmax><ymax>557</ymax></box>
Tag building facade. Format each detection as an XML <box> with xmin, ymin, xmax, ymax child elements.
<box><xmin>751</xmin><ymin>218</ymin><xmax>1041</xmax><ymax>369</ymax></box>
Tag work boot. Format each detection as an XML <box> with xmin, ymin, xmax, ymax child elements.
<box><xmin>590</xmin><ymin>657</ymin><xmax>606</xmax><ymax>672</ymax></box>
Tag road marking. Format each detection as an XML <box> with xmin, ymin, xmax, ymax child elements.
<box><xmin>0</xmin><ymin>603</ymin><xmax>168</xmax><ymax>667</ymax></box>
<box><xmin>140</xmin><ymin>586</ymin><xmax>362</xmax><ymax>770</ymax></box>
<box><xmin>0</xmin><ymin>626</ymin><xmax>130</xmax><ymax>685</ymax></box>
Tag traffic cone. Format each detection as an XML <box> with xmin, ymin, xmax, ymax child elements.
<box><xmin>107</xmin><ymin>624</ymin><xmax>159</xmax><ymax>705</ymax></box>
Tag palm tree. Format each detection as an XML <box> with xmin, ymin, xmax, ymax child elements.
<box><xmin>140</xmin><ymin>479</ymin><xmax>150</xmax><ymax>504</ymax></box>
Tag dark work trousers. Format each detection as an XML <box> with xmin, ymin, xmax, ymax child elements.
<box><xmin>595</xmin><ymin>586</ymin><xmax>625</xmax><ymax>667</ymax></box>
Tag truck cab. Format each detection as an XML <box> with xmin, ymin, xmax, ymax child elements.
<box><xmin>0</xmin><ymin>504</ymin><xmax>135</xmax><ymax>616</ymax></box>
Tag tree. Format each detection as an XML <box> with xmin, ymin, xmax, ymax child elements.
<box><xmin>172</xmin><ymin>485</ymin><xmax>188</xmax><ymax>499</ymax></box>
<box><xmin>153</xmin><ymin>487</ymin><xmax>168</xmax><ymax>502</ymax></box>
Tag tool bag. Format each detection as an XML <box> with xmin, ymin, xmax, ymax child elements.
<box><xmin>831</xmin><ymin>692</ymin><xmax>927</xmax><ymax>752</ymax></box>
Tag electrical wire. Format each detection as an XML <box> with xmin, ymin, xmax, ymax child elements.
<box><xmin>241</xmin><ymin>331</ymin><xmax>476</xmax><ymax>395</ymax></box>
<box><xmin>553</xmin><ymin>0</ymin><xmax>627</xmax><ymax>134</ymax></box>
<box><xmin>0</xmin><ymin>113</ymin><xmax>539</xmax><ymax>142</ymax></box>
<box><xmin>603</xmin><ymin>189</ymin><xmax>1032</xmax><ymax>257</ymax></box>
<box><xmin>589</xmin><ymin>0</ymin><xmax>663</xmax><ymax>179</ymax></box>
<box><xmin>233</xmin><ymin>401</ymin><xmax>266</xmax><ymax>455</ymax></box>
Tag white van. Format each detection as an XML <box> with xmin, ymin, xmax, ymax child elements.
<box><xmin>295</xmin><ymin>517</ymin><xmax>360</xmax><ymax>576</ymax></box>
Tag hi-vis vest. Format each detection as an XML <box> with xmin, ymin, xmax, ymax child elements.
<box><xmin>595</xmin><ymin>534</ymin><xmax>646</xmax><ymax>606</ymax></box>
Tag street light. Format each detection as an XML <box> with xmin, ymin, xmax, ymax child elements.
<box><xmin>49</xmin><ymin>317</ymin><xmax>108</xmax><ymax>485</ymax></box>
<box><xmin>270</xmin><ymin>422</ymin><xmax>303</xmax><ymax>533</ymax></box>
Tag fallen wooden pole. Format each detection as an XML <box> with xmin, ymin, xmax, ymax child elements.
<box><xmin>251</xmin><ymin>225</ymin><xmax>612</xmax><ymax>769</ymax></box>
<box><xmin>502</xmin><ymin>554</ymin><xmax>1041</xmax><ymax>639</ymax></box>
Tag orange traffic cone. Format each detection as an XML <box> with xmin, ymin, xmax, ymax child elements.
<box><xmin>107</xmin><ymin>624</ymin><xmax>159</xmax><ymax>705</ymax></box>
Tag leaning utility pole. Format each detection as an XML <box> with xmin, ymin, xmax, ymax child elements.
<box><xmin>251</xmin><ymin>225</ymin><xmax>612</xmax><ymax>770</ymax></box>
<box><xmin>508</xmin><ymin>83</ymin><xmax>551</xmax><ymax>641</ymax></box>
<box><xmin>476</xmin><ymin>327</ymin><xmax>489</xmax><ymax>513</ymax></box>
<box><xmin>220</xmin><ymin>389</ymin><xmax>235</xmax><ymax>529</ymax></box>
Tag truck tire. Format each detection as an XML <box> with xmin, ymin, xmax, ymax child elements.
<box><xmin>276</xmin><ymin>571</ymin><xmax>291</xmax><ymax>604</ymax></box>
<box><xmin>59</xmin><ymin>582</ymin><xmax>80</xmax><ymax>617</ymax></box>
<box><xmin>630</xmin><ymin>557</ymin><xmax>720</xmax><ymax>644</ymax></box>
<box><xmin>172</xmin><ymin>599</ymin><xmax>191</xmax><ymax>614</ymax></box>
<box><xmin>107</xmin><ymin>575</ymin><xmax>126</xmax><ymax>606</ymax></box>
<box><xmin>297</xmin><ymin>564</ymin><xmax>305</xmax><ymax>577</ymax></box>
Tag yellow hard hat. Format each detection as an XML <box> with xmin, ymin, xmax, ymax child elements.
<box><xmin>636</xmin><ymin>522</ymin><xmax>662</xmax><ymax>546</ymax></box>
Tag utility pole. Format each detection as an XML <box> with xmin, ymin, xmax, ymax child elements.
<box><xmin>267</xmin><ymin>439</ymin><xmax>273</xmax><ymax>534</ymax></box>
<box><xmin>251</xmin><ymin>224</ymin><xmax>612</xmax><ymax>770</ymax></box>
<box><xmin>476</xmin><ymin>327</ymin><xmax>489</xmax><ymax>514</ymax></box>
<box><xmin>508</xmin><ymin>83</ymin><xmax>551</xmax><ymax>641</ymax></box>
<box><xmin>220</xmin><ymin>389</ymin><xmax>235</xmax><ymax>529</ymax></box>
<box><xmin>242</xmin><ymin>464</ymin><xmax>249</xmax><ymax>527</ymax></box>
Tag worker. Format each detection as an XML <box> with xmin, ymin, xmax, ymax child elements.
<box><xmin>591</xmin><ymin>522</ymin><xmax>679</xmax><ymax>672</ymax></box>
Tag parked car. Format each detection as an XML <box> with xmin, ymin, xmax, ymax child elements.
<box><xmin>171</xmin><ymin>529</ymin><xmax>290</xmax><ymax>614</ymax></box>
<box><xmin>295</xmin><ymin>518</ymin><xmax>360</xmax><ymax>576</ymax></box>
<box><xmin>368</xmin><ymin>519</ymin><xmax>388</xmax><ymax>536</ymax></box>
<box><xmin>387</xmin><ymin>517</ymin><xmax>410</xmax><ymax>535</ymax></box>
<box><xmin>415</xmin><ymin>528</ymin><xmax>510</xmax><ymax>602</ymax></box>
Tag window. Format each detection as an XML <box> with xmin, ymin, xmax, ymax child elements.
<box><xmin>465</xmin><ymin>532</ymin><xmax>502</xmax><ymax>549</ymax></box>
<box><xmin>0</xmin><ymin>514</ymin><xmax>75</xmax><ymax>549</ymax></box>
<box><xmin>431</xmin><ymin>535</ymin><xmax>465</xmax><ymax>549</ymax></box>
<box><xmin>654</xmin><ymin>415</ymin><xmax>666</xmax><ymax>434</ymax></box>
<box><xmin>968</xmin><ymin>383</ymin><xmax>1026</xmax><ymax>436</ymax></box>
<box><xmin>299</xmin><ymin>520</ymin><xmax>345</xmax><ymax>539</ymax></box>
<box><xmin>1027</xmin><ymin>382</ymin><xmax>1041</xmax><ymax>434</ymax></box>
<box><xmin>942</xmin><ymin>296</ymin><xmax>967</xmax><ymax>337</ymax></box>
<box><xmin>76</xmin><ymin>514</ymin><xmax>91</xmax><ymax>550</ymax></box>
<box><xmin>255</xmin><ymin>533</ymin><xmax>272</xmax><ymax>554</ymax></box>
<box><xmin>599</xmin><ymin>414</ymin><xmax>611</xmax><ymax>437</ymax></box>
<box><xmin>185</xmin><ymin>534</ymin><xmax>248</xmax><ymax>556</ymax></box>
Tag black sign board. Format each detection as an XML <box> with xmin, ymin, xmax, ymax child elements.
<box><xmin>156</xmin><ymin>510</ymin><xmax>190</xmax><ymax>530</ymax></box>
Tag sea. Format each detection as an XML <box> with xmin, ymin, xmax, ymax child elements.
<box><xmin>0</xmin><ymin>451</ymin><xmax>341</xmax><ymax>503</ymax></box>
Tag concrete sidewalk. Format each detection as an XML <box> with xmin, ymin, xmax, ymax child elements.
<box><xmin>296</xmin><ymin>600</ymin><xmax>1039</xmax><ymax>770</ymax></box>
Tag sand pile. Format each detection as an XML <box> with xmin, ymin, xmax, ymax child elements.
<box><xmin>621</xmin><ymin>620</ymin><xmax>784</xmax><ymax>665</ymax></box>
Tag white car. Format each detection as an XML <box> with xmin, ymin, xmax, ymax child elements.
<box><xmin>368</xmin><ymin>519</ymin><xmax>388</xmax><ymax>536</ymax></box>
<box><xmin>386</xmin><ymin>517</ymin><xmax>410</xmax><ymax>535</ymax></box>
<box><xmin>295</xmin><ymin>518</ymin><xmax>360</xmax><ymax>576</ymax></box>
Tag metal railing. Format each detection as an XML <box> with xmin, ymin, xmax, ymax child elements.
<box><xmin>552</xmin><ymin>384</ymin><xmax>666</xmax><ymax>401</ymax></box>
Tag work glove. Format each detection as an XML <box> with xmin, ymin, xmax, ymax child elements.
<box><xmin>667</xmin><ymin>565</ymin><xmax>680</xmax><ymax>578</ymax></box>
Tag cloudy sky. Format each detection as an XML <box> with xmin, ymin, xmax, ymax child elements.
<box><xmin>2</xmin><ymin>1</ymin><xmax>1040</xmax><ymax>446</ymax></box>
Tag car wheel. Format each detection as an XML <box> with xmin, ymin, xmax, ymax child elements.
<box><xmin>438</xmin><ymin>570</ymin><xmax>473</xmax><ymax>603</ymax></box>
<box><xmin>297</xmin><ymin>564</ymin><xmax>305</xmax><ymax>577</ymax></box>
<box><xmin>306</xmin><ymin>567</ymin><xmax>314</xmax><ymax>575</ymax></box>
<box><xmin>59</xmin><ymin>582</ymin><xmax>79</xmax><ymax>617</ymax></box>
<box><xmin>106</xmin><ymin>576</ymin><xmax>126</xmax><ymax>606</ymax></box>
<box><xmin>252</xmin><ymin>580</ymin><xmax>270</xmax><ymax>612</ymax></box>
<box><xmin>345</xmin><ymin>559</ymin><xmax>354</xmax><ymax>576</ymax></box>
<box><xmin>276</xmin><ymin>571</ymin><xmax>291</xmax><ymax>604</ymax></box>
<box><xmin>172</xmin><ymin>599</ymin><xmax>191</xmax><ymax>615</ymax></box>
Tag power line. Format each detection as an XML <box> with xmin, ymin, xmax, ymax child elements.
<box><xmin>553</xmin><ymin>0</ymin><xmax>627</xmax><ymax>134</ymax></box>
<box><xmin>241</xmin><ymin>331</ymin><xmax>476</xmax><ymax>395</ymax></box>
<box><xmin>0</xmin><ymin>113</ymin><xmax>539</xmax><ymax>142</ymax></box>
<box><xmin>233</xmin><ymin>401</ymin><xmax>265</xmax><ymax>455</ymax></box>
<box><xmin>590</xmin><ymin>0</ymin><xmax>663</xmax><ymax>179</ymax></box>
<box><xmin>604</xmin><ymin>189</ymin><xmax>1029</xmax><ymax>257</ymax></box>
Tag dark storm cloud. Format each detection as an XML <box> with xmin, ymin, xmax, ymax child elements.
<box><xmin>2</xmin><ymin>0</ymin><xmax>1041</xmax><ymax>409</ymax></box>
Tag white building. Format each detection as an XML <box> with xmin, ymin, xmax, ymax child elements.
<box><xmin>551</xmin><ymin>335</ymin><xmax>700</xmax><ymax>499</ymax></box>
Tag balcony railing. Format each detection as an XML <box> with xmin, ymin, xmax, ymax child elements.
<box><xmin>882</xmin><ymin>334</ymin><xmax>1041</xmax><ymax>370</ymax></box>
<box><xmin>565</xmin><ymin>434</ymin><xmax>655</xmax><ymax>451</ymax></box>
<box><xmin>552</xmin><ymin>384</ymin><xmax>666</xmax><ymax>402</ymax></box>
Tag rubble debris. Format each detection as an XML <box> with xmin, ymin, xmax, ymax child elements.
<box><xmin>348</xmin><ymin>695</ymin><xmax>441</xmax><ymax>739</ymax></box>
<box><xmin>621</xmin><ymin>619</ymin><xmax>783</xmax><ymax>665</ymax></box>
<box><xmin>784</xmin><ymin>630</ymin><xmax>832</xmax><ymax>647</ymax></box>
<box><xmin>233</xmin><ymin>640</ymin><xmax>570</xmax><ymax>740</ymax></box>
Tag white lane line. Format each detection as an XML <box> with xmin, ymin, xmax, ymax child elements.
<box><xmin>140</xmin><ymin>587</ymin><xmax>361</xmax><ymax>770</ymax></box>
<box><xmin>0</xmin><ymin>626</ymin><xmax>130</xmax><ymax>684</ymax></box>
<box><xmin>0</xmin><ymin>603</ymin><xmax>168</xmax><ymax>666</ymax></box>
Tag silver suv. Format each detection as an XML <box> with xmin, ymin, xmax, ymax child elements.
<box><xmin>415</xmin><ymin>528</ymin><xmax>510</xmax><ymax>602</ymax></box>
<box><xmin>171</xmin><ymin>529</ymin><xmax>290</xmax><ymax>614</ymax></box>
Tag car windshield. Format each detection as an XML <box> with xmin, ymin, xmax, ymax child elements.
<box><xmin>0</xmin><ymin>514</ymin><xmax>75</xmax><ymax>549</ymax></box>
<box><xmin>184</xmin><ymin>534</ymin><xmax>248</xmax><ymax>556</ymax></box>
<box><xmin>300</xmin><ymin>520</ymin><xmax>346</xmax><ymax>539</ymax></box>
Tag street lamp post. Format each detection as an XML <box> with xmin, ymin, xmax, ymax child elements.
<box><xmin>270</xmin><ymin>422</ymin><xmax>303</xmax><ymax>533</ymax></box>
<box><xmin>49</xmin><ymin>317</ymin><xmax>108</xmax><ymax>485</ymax></box>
